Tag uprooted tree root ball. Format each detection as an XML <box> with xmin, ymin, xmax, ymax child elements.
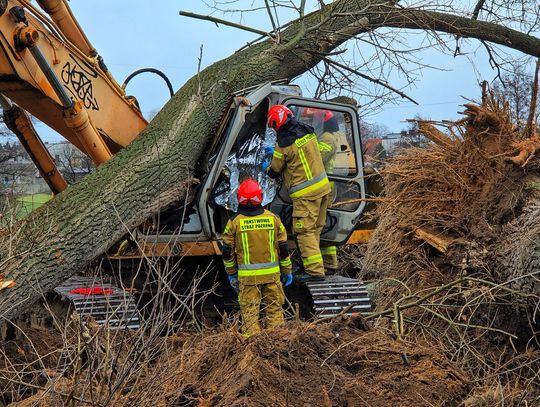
<box><xmin>364</xmin><ymin>87</ymin><xmax>540</xmax><ymax>397</ymax></box>
<box><xmin>4</xmin><ymin>317</ymin><xmax>470</xmax><ymax>407</ymax></box>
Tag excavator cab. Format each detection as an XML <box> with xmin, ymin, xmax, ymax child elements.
<box><xmin>201</xmin><ymin>82</ymin><xmax>368</xmax><ymax>246</ymax></box>
<box><xmin>271</xmin><ymin>98</ymin><xmax>367</xmax><ymax>244</ymax></box>
<box><xmin>133</xmin><ymin>81</ymin><xmax>369</xmax><ymax>264</ymax></box>
<box><xmin>191</xmin><ymin>82</ymin><xmax>372</xmax><ymax>319</ymax></box>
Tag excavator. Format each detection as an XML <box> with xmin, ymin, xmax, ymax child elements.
<box><xmin>0</xmin><ymin>0</ymin><xmax>376</xmax><ymax>329</ymax></box>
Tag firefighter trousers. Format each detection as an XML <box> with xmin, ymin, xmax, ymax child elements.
<box><xmin>292</xmin><ymin>193</ymin><xmax>330</xmax><ymax>277</ymax></box>
<box><xmin>320</xmin><ymin>184</ymin><xmax>338</xmax><ymax>273</ymax></box>
<box><xmin>320</xmin><ymin>245</ymin><xmax>338</xmax><ymax>273</ymax></box>
<box><xmin>238</xmin><ymin>279</ymin><xmax>285</xmax><ymax>337</ymax></box>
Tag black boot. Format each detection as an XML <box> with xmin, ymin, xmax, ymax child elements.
<box><xmin>325</xmin><ymin>268</ymin><xmax>338</xmax><ymax>276</ymax></box>
<box><xmin>294</xmin><ymin>271</ymin><xmax>325</xmax><ymax>283</ymax></box>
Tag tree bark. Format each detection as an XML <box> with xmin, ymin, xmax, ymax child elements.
<box><xmin>1</xmin><ymin>0</ymin><xmax>539</xmax><ymax>323</ymax></box>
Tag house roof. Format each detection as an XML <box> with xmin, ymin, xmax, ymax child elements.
<box><xmin>362</xmin><ymin>138</ymin><xmax>383</xmax><ymax>156</ymax></box>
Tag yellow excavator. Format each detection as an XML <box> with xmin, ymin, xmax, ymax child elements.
<box><xmin>0</xmin><ymin>0</ymin><xmax>149</xmax><ymax>195</ymax></box>
<box><xmin>0</xmin><ymin>0</ymin><xmax>378</xmax><ymax>325</ymax></box>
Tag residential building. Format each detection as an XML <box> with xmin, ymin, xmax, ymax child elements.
<box><xmin>0</xmin><ymin>141</ymin><xmax>93</xmax><ymax>195</ymax></box>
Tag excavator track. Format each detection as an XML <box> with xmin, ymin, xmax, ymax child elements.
<box><xmin>305</xmin><ymin>275</ymin><xmax>371</xmax><ymax>319</ymax></box>
<box><xmin>54</xmin><ymin>276</ymin><xmax>140</xmax><ymax>329</ymax></box>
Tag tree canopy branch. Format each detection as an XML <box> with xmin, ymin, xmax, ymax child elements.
<box><xmin>179</xmin><ymin>11</ymin><xmax>271</xmax><ymax>38</ymax></box>
<box><xmin>472</xmin><ymin>0</ymin><xmax>486</xmax><ymax>19</ymax></box>
<box><xmin>322</xmin><ymin>56</ymin><xmax>419</xmax><ymax>105</ymax></box>
<box><xmin>366</xmin><ymin>8</ymin><xmax>540</xmax><ymax>58</ymax></box>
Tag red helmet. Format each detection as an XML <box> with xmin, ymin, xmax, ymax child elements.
<box><xmin>237</xmin><ymin>178</ymin><xmax>263</xmax><ymax>206</ymax></box>
<box><xmin>267</xmin><ymin>105</ymin><xmax>293</xmax><ymax>131</ymax></box>
<box><xmin>303</xmin><ymin>107</ymin><xmax>333</xmax><ymax>122</ymax></box>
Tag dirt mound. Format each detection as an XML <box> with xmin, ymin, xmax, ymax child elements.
<box><xmin>156</xmin><ymin>317</ymin><xmax>469</xmax><ymax>407</ymax></box>
<box><xmin>3</xmin><ymin>317</ymin><xmax>470</xmax><ymax>406</ymax></box>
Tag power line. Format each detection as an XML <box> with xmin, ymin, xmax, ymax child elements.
<box><xmin>107</xmin><ymin>63</ymin><xmax>196</xmax><ymax>71</ymax></box>
<box><xmin>384</xmin><ymin>100</ymin><xmax>463</xmax><ymax>110</ymax></box>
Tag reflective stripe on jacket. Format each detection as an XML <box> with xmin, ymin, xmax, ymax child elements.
<box><xmin>318</xmin><ymin>131</ymin><xmax>339</xmax><ymax>174</ymax></box>
<box><xmin>222</xmin><ymin>209</ymin><xmax>292</xmax><ymax>285</ymax></box>
<box><xmin>270</xmin><ymin>132</ymin><xmax>331</xmax><ymax>200</ymax></box>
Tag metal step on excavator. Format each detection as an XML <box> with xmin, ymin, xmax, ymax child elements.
<box><xmin>53</xmin><ymin>276</ymin><xmax>140</xmax><ymax>329</ymax></box>
<box><xmin>53</xmin><ymin>273</ymin><xmax>371</xmax><ymax>329</ymax></box>
<box><xmin>1</xmin><ymin>275</ymin><xmax>141</xmax><ymax>341</ymax></box>
<box><xmin>304</xmin><ymin>275</ymin><xmax>371</xmax><ymax>319</ymax></box>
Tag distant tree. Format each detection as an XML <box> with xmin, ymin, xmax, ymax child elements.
<box><xmin>0</xmin><ymin>143</ymin><xmax>17</xmax><ymax>164</ymax></box>
<box><xmin>492</xmin><ymin>63</ymin><xmax>539</xmax><ymax>127</ymax></box>
<box><xmin>0</xmin><ymin>143</ymin><xmax>18</xmax><ymax>196</ymax></box>
<box><xmin>54</xmin><ymin>144</ymin><xmax>93</xmax><ymax>185</ymax></box>
<box><xmin>0</xmin><ymin>119</ymin><xmax>26</xmax><ymax>199</ymax></box>
<box><xmin>359</xmin><ymin>120</ymin><xmax>389</xmax><ymax>163</ymax></box>
<box><xmin>360</xmin><ymin>120</ymin><xmax>389</xmax><ymax>139</ymax></box>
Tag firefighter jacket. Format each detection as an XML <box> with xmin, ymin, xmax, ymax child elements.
<box><xmin>222</xmin><ymin>206</ymin><xmax>292</xmax><ymax>285</ymax></box>
<box><xmin>318</xmin><ymin>131</ymin><xmax>340</xmax><ymax>174</ymax></box>
<box><xmin>268</xmin><ymin>118</ymin><xmax>331</xmax><ymax>200</ymax></box>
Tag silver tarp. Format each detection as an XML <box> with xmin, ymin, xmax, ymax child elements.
<box><xmin>214</xmin><ymin>129</ymin><xmax>278</xmax><ymax>212</ymax></box>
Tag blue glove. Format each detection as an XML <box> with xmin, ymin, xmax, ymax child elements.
<box><xmin>261</xmin><ymin>160</ymin><xmax>270</xmax><ymax>171</ymax></box>
<box><xmin>228</xmin><ymin>274</ymin><xmax>239</xmax><ymax>293</ymax></box>
<box><xmin>281</xmin><ymin>273</ymin><xmax>293</xmax><ymax>287</ymax></box>
<box><xmin>264</xmin><ymin>146</ymin><xmax>274</xmax><ymax>156</ymax></box>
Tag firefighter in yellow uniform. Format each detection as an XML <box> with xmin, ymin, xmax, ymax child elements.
<box><xmin>315</xmin><ymin>110</ymin><xmax>342</xmax><ymax>274</ymax></box>
<box><xmin>222</xmin><ymin>179</ymin><xmax>293</xmax><ymax>337</ymax></box>
<box><xmin>265</xmin><ymin>105</ymin><xmax>331</xmax><ymax>282</ymax></box>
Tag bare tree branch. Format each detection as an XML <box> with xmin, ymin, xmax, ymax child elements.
<box><xmin>263</xmin><ymin>0</ymin><xmax>278</xmax><ymax>34</ymax></box>
<box><xmin>472</xmin><ymin>0</ymin><xmax>486</xmax><ymax>19</ymax></box>
<box><xmin>179</xmin><ymin>10</ymin><xmax>272</xmax><ymax>38</ymax></box>
<box><xmin>526</xmin><ymin>59</ymin><xmax>540</xmax><ymax>137</ymax></box>
<box><xmin>365</xmin><ymin>8</ymin><xmax>540</xmax><ymax>58</ymax></box>
<box><xmin>322</xmin><ymin>56</ymin><xmax>419</xmax><ymax>104</ymax></box>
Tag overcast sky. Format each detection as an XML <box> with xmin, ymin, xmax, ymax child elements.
<box><xmin>33</xmin><ymin>1</ymin><xmax>534</xmax><ymax>141</ymax></box>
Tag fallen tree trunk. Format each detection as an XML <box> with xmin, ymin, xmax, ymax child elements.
<box><xmin>1</xmin><ymin>0</ymin><xmax>540</xmax><ymax>323</ymax></box>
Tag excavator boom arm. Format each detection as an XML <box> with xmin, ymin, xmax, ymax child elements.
<box><xmin>0</xmin><ymin>0</ymin><xmax>148</xmax><ymax>192</ymax></box>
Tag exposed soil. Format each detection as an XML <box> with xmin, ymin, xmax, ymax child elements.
<box><xmin>158</xmin><ymin>317</ymin><xmax>469</xmax><ymax>407</ymax></box>
<box><xmin>3</xmin><ymin>316</ymin><xmax>470</xmax><ymax>407</ymax></box>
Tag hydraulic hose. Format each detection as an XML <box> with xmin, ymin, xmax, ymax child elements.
<box><xmin>122</xmin><ymin>68</ymin><xmax>174</xmax><ymax>98</ymax></box>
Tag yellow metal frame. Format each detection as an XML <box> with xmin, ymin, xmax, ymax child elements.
<box><xmin>346</xmin><ymin>229</ymin><xmax>374</xmax><ymax>244</ymax></box>
<box><xmin>108</xmin><ymin>240</ymin><xmax>222</xmax><ymax>260</ymax></box>
<box><xmin>108</xmin><ymin>229</ymin><xmax>376</xmax><ymax>260</ymax></box>
<box><xmin>0</xmin><ymin>1</ymin><xmax>148</xmax><ymax>161</ymax></box>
